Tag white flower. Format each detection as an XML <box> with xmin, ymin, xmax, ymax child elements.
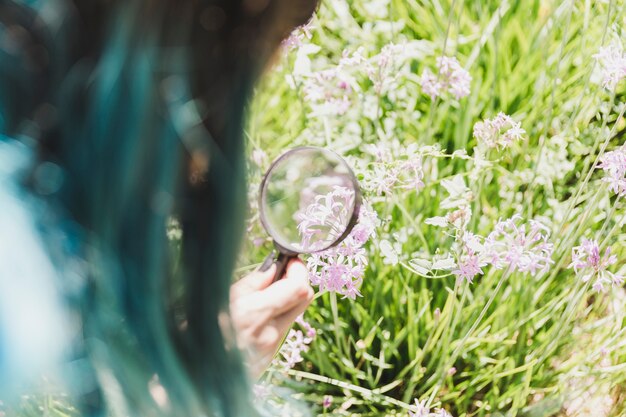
<box><xmin>380</xmin><ymin>239</ymin><xmax>399</xmax><ymax>265</ymax></box>
<box><xmin>440</xmin><ymin>175</ymin><xmax>472</xmax><ymax>209</ymax></box>
<box><xmin>593</xmin><ymin>43</ymin><xmax>626</xmax><ymax>90</ymax></box>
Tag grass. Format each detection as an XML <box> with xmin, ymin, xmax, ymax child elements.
<box><xmin>243</xmin><ymin>0</ymin><xmax>626</xmax><ymax>416</ymax></box>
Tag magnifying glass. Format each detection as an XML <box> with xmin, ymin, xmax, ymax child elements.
<box><xmin>258</xmin><ymin>146</ymin><xmax>362</xmax><ymax>282</ymax></box>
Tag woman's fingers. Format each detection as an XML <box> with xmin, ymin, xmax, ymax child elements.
<box><xmin>230</xmin><ymin>259</ymin><xmax>312</xmax><ymax>333</ymax></box>
<box><xmin>272</xmin><ymin>294</ymin><xmax>313</xmax><ymax>337</ymax></box>
<box><xmin>248</xmin><ymin>295</ymin><xmax>313</xmax><ymax>374</ymax></box>
<box><xmin>229</xmin><ymin>258</ymin><xmax>315</xmax><ymax>378</ymax></box>
<box><xmin>256</xmin><ymin>259</ymin><xmax>313</xmax><ymax>316</ymax></box>
<box><xmin>230</xmin><ymin>264</ymin><xmax>276</xmax><ymax>301</ymax></box>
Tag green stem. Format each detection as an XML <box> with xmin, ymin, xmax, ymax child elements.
<box><xmin>287</xmin><ymin>369</ymin><xmax>413</xmax><ymax>410</ymax></box>
<box><xmin>597</xmin><ymin>195</ymin><xmax>621</xmax><ymax>240</ymax></box>
<box><xmin>533</xmin><ymin>280</ymin><xmax>591</xmax><ymax>367</ymax></box>
<box><xmin>428</xmin><ymin>268</ymin><xmax>511</xmax><ymax>389</ymax></box>
<box><xmin>554</xmin><ymin>96</ymin><xmax>624</xmax><ymax>246</ymax></box>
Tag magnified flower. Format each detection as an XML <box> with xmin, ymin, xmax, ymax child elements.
<box><xmin>305</xmin><ymin>203</ymin><xmax>378</xmax><ymax>299</ymax></box>
<box><xmin>598</xmin><ymin>144</ymin><xmax>626</xmax><ymax>197</ymax></box>
<box><xmin>295</xmin><ymin>185</ymin><xmax>355</xmax><ymax>252</ymax></box>
<box><xmin>253</xmin><ymin>384</ymin><xmax>271</xmax><ymax>401</ymax></box>
<box><xmin>569</xmin><ymin>238</ymin><xmax>624</xmax><ymax>292</ymax></box>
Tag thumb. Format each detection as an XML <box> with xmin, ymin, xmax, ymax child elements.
<box><xmin>284</xmin><ymin>258</ymin><xmax>309</xmax><ymax>283</ymax></box>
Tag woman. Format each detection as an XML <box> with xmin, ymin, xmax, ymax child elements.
<box><xmin>0</xmin><ymin>0</ymin><xmax>317</xmax><ymax>415</ymax></box>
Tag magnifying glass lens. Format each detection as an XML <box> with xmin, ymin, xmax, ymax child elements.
<box><xmin>260</xmin><ymin>148</ymin><xmax>358</xmax><ymax>253</ymax></box>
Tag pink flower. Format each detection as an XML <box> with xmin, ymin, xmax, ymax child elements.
<box><xmin>473</xmin><ymin>113</ymin><xmax>526</xmax><ymax>150</ymax></box>
<box><xmin>296</xmin><ymin>314</ymin><xmax>317</xmax><ymax>339</ymax></box>
<box><xmin>420</xmin><ymin>68</ymin><xmax>443</xmax><ymax>99</ymax></box>
<box><xmin>452</xmin><ymin>232</ymin><xmax>488</xmax><ymax>284</ymax></box>
<box><xmin>306</xmin><ymin>204</ymin><xmax>378</xmax><ymax>299</ymax></box>
<box><xmin>282</xmin><ymin>22</ymin><xmax>313</xmax><ymax>51</ymax></box>
<box><xmin>453</xmin><ymin>250</ymin><xmax>486</xmax><ymax>284</ymax></box>
<box><xmin>368</xmin><ymin>43</ymin><xmax>405</xmax><ymax>94</ymax></box>
<box><xmin>420</xmin><ymin>56</ymin><xmax>471</xmax><ymax>100</ymax></box>
<box><xmin>361</xmin><ymin>149</ymin><xmax>425</xmax><ymax>196</ymax></box>
<box><xmin>276</xmin><ymin>315</ymin><xmax>317</xmax><ymax>370</ymax></box>
<box><xmin>279</xmin><ymin>329</ymin><xmax>309</xmax><ymax>368</ymax></box>
<box><xmin>322</xmin><ymin>395</ymin><xmax>332</xmax><ymax>409</ymax></box>
<box><xmin>598</xmin><ymin>145</ymin><xmax>626</xmax><ymax>196</ymax></box>
<box><xmin>253</xmin><ymin>384</ymin><xmax>271</xmax><ymax>401</ymax></box>
<box><xmin>303</xmin><ymin>68</ymin><xmax>355</xmax><ymax>116</ymax></box>
<box><xmin>408</xmin><ymin>399</ymin><xmax>430</xmax><ymax>417</ymax></box>
<box><xmin>295</xmin><ymin>185</ymin><xmax>356</xmax><ymax>252</ymax></box>
<box><xmin>483</xmin><ymin>215</ymin><xmax>554</xmax><ymax>275</ymax></box>
<box><xmin>408</xmin><ymin>400</ymin><xmax>455</xmax><ymax>417</ymax></box>
<box><xmin>569</xmin><ymin>238</ymin><xmax>623</xmax><ymax>293</ymax></box>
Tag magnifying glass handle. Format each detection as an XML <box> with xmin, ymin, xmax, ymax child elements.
<box><xmin>259</xmin><ymin>250</ymin><xmax>293</xmax><ymax>283</ymax></box>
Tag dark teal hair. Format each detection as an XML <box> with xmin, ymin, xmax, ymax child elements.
<box><xmin>0</xmin><ymin>0</ymin><xmax>317</xmax><ymax>416</ymax></box>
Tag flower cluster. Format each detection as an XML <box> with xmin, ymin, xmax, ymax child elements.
<box><xmin>473</xmin><ymin>113</ymin><xmax>526</xmax><ymax>150</ymax></box>
<box><xmin>367</xmin><ymin>43</ymin><xmax>406</xmax><ymax>94</ymax></box>
<box><xmin>452</xmin><ymin>232</ymin><xmax>488</xmax><ymax>284</ymax></box>
<box><xmin>295</xmin><ymin>314</ymin><xmax>317</xmax><ymax>339</ymax></box>
<box><xmin>360</xmin><ymin>142</ymin><xmax>426</xmax><ymax>195</ymax></box>
<box><xmin>569</xmin><ymin>238</ymin><xmax>624</xmax><ymax>292</ymax></box>
<box><xmin>300</xmin><ymin>46</ymin><xmax>381</xmax><ymax>118</ymax></box>
<box><xmin>295</xmin><ymin>185</ymin><xmax>355</xmax><ymax>252</ymax></box>
<box><xmin>483</xmin><ymin>215</ymin><xmax>554</xmax><ymax>275</ymax></box>
<box><xmin>302</xmin><ymin>67</ymin><xmax>356</xmax><ymax>116</ymax></box>
<box><xmin>430</xmin><ymin>213</ymin><xmax>555</xmax><ymax>283</ymax></box>
<box><xmin>593</xmin><ymin>44</ymin><xmax>626</xmax><ymax>90</ymax></box>
<box><xmin>408</xmin><ymin>399</ymin><xmax>454</xmax><ymax>417</ymax></box>
<box><xmin>420</xmin><ymin>56</ymin><xmax>472</xmax><ymax>100</ymax></box>
<box><xmin>282</xmin><ymin>22</ymin><xmax>313</xmax><ymax>51</ymax></box>
<box><xmin>598</xmin><ymin>144</ymin><xmax>626</xmax><ymax>197</ymax></box>
<box><xmin>306</xmin><ymin>203</ymin><xmax>378</xmax><ymax>299</ymax></box>
<box><xmin>278</xmin><ymin>314</ymin><xmax>317</xmax><ymax>369</ymax></box>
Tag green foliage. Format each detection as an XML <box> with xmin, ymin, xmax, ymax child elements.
<box><xmin>245</xmin><ymin>1</ymin><xmax>626</xmax><ymax>416</ymax></box>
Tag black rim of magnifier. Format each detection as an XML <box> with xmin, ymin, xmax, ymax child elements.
<box><xmin>258</xmin><ymin>146</ymin><xmax>362</xmax><ymax>256</ymax></box>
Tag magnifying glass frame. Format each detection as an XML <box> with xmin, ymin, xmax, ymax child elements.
<box><xmin>258</xmin><ymin>146</ymin><xmax>362</xmax><ymax>281</ymax></box>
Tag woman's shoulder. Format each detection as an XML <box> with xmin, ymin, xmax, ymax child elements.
<box><xmin>0</xmin><ymin>136</ymin><xmax>69</xmax><ymax>392</ymax></box>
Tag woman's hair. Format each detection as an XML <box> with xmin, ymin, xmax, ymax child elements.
<box><xmin>0</xmin><ymin>0</ymin><xmax>317</xmax><ymax>416</ymax></box>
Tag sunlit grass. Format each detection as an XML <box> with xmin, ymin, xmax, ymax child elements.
<box><xmin>245</xmin><ymin>1</ymin><xmax>626</xmax><ymax>416</ymax></box>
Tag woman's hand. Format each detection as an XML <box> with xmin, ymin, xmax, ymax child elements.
<box><xmin>229</xmin><ymin>258</ymin><xmax>314</xmax><ymax>378</ymax></box>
